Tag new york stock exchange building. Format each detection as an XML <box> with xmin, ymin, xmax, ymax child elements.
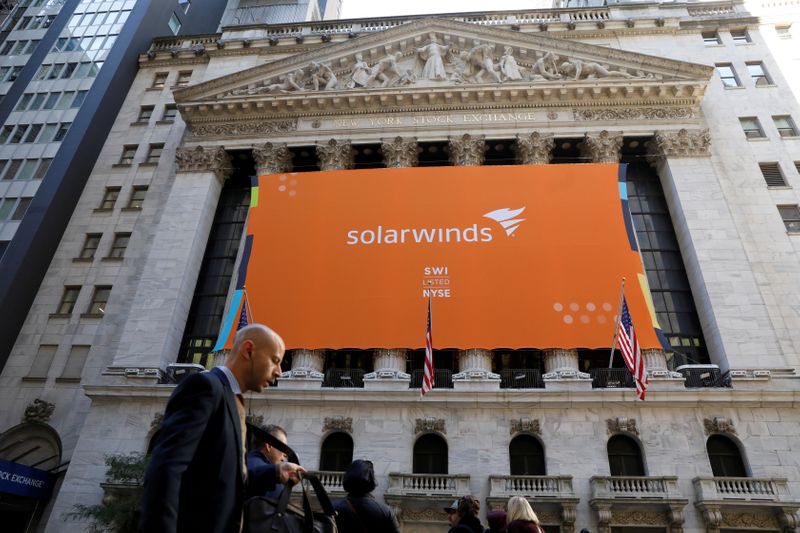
<box><xmin>2</xmin><ymin>1</ymin><xmax>800</xmax><ymax>532</ymax></box>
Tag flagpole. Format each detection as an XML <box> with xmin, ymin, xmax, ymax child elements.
<box><xmin>608</xmin><ymin>277</ymin><xmax>626</xmax><ymax>368</ymax></box>
<box><xmin>421</xmin><ymin>280</ymin><xmax>434</xmax><ymax>398</ymax></box>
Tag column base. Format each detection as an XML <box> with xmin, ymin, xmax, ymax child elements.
<box><xmin>364</xmin><ymin>370</ymin><xmax>410</xmax><ymax>380</ymax></box>
<box><xmin>543</xmin><ymin>370</ymin><xmax>591</xmax><ymax>380</ymax></box>
<box><xmin>453</xmin><ymin>370</ymin><xmax>500</xmax><ymax>380</ymax></box>
<box><xmin>364</xmin><ymin>378</ymin><xmax>411</xmax><ymax>391</ymax></box>
<box><xmin>454</xmin><ymin>379</ymin><xmax>501</xmax><ymax>392</ymax></box>
<box><xmin>543</xmin><ymin>378</ymin><xmax>594</xmax><ymax>392</ymax></box>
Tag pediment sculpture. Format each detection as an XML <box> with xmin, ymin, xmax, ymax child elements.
<box><xmin>223</xmin><ymin>37</ymin><xmax>654</xmax><ymax>97</ymax></box>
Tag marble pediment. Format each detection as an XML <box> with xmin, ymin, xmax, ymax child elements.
<box><xmin>175</xmin><ymin>18</ymin><xmax>713</xmax><ymax>124</ymax></box>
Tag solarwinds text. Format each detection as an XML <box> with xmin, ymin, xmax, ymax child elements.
<box><xmin>346</xmin><ymin>225</ymin><xmax>492</xmax><ymax>245</ymax></box>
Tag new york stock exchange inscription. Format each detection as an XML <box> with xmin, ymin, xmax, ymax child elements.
<box><xmin>304</xmin><ymin>109</ymin><xmax>568</xmax><ymax>131</ymax></box>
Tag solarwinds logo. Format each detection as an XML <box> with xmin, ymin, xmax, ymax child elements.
<box><xmin>345</xmin><ymin>207</ymin><xmax>526</xmax><ymax>245</ymax></box>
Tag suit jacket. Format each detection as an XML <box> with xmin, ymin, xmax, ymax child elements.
<box><xmin>139</xmin><ymin>368</ymin><xmax>277</xmax><ymax>533</ymax></box>
<box><xmin>245</xmin><ymin>450</ymin><xmax>284</xmax><ymax>500</ymax></box>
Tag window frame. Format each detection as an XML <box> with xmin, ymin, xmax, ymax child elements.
<box><xmin>118</xmin><ymin>145</ymin><xmax>138</xmax><ymax>166</ymax></box>
<box><xmin>107</xmin><ymin>232</ymin><xmax>131</xmax><ymax>259</ymax></box>
<box><xmin>98</xmin><ymin>186</ymin><xmax>121</xmax><ymax>211</ymax></box>
<box><xmin>151</xmin><ymin>72</ymin><xmax>168</xmax><ymax>89</ymax></box>
<box><xmin>715</xmin><ymin>63</ymin><xmax>741</xmax><ymax>88</ymax></box>
<box><xmin>702</xmin><ymin>30</ymin><xmax>721</xmax><ymax>45</ymax></box>
<box><xmin>85</xmin><ymin>285</ymin><xmax>112</xmax><ymax>317</ymax></box>
<box><xmin>739</xmin><ymin>117</ymin><xmax>765</xmax><ymax>139</ymax></box>
<box><xmin>778</xmin><ymin>205</ymin><xmax>800</xmax><ymax>233</ymax></box>
<box><xmin>144</xmin><ymin>143</ymin><xmax>164</xmax><ymax>164</ymax></box>
<box><xmin>773</xmin><ymin>115</ymin><xmax>799</xmax><ymax>138</ymax></box>
<box><xmin>56</xmin><ymin>286</ymin><xmax>81</xmax><ymax>315</ymax></box>
<box><xmin>746</xmin><ymin>61</ymin><xmax>772</xmax><ymax>87</ymax></box>
<box><xmin>127</xmin><ymin>185</ymin><xmax>149</xmax><ymax>209</ymax></box>
<box><xmin>730</xmin><ymin>28</ymin><xmax>751</xmax><ymax>43</ymax></box>
<box><xmin>136</xmin><ymin>105</ymin><xmax>154</xmax><ymax>124</ymax></box>
<box><xmin>77</xmin><ymin>233</ymin><xmax>102</xmax><ymax>260</ymax></box>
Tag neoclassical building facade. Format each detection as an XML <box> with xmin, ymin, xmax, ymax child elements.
<box><xmin>1</xmin><ymin>1</ymin><xmax>800</xmax><ymax>532</ymax></box>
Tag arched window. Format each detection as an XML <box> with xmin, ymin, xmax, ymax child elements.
<box><xmin>707</xmin><ymin>435</ymin><xmax>747</xmax><ymax>477</ymax></box>
<box><xmin>319</xmin><ymin>432</ymin><xmax>353</xmax><ymax>472</ymax></box>
<box><xmin>509</xmin><ymin>435</ymin><xmax>546</xmax><ymax>475</ymax></box>
<box><xmin>607</xmin><ymin>435</ymin><xmax>645</xmax><ymax>476</ymax></box>
<box><xmin>413</xmin><ymin>434</ymin><xmax>448</xmax><ymax>474</ymax></box>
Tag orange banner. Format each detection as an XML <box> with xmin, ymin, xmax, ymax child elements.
<box><xmin>241</xmin><ymin>164</ymin><xmax>661</xmax><ymax>349</ymax></box>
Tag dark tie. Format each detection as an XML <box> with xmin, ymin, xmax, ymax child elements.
<box><xmin>235</xmin><ymin>394</ymin><xmax>248</xmax><ymax>482</ymax></box>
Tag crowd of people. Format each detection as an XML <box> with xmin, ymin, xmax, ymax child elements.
<box><xmin>137</xmin><ymin>323</ymin><xmax>591</xmax><ymax>533</ymax></box>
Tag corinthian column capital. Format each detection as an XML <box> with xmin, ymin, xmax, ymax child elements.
<box><xmin>317</xmin><ymin>139</ymin><xmax>355</xmax><ymax>170</ymax></box>
<box><xmin>647</xmin><ymin>129</ymin><xmax>711</xmax><ymax>164</ymax></box>
<box><xmin>580</xmin><ymin>131</ymin><xmax>623</xmax><ymax>164</ymax></box>
<box><xmin>516</xmin><ymin>132</ymin><xmax>554</xmax><ymax>165</ymax></box>
<box><xmin>175</xmin><ymin>145</ymin><xmax>232</xmax><ymax>182</ymax></box>
<box><xmin>253</xmin><ymin>142</ymin><xmax>292</xmax><ymax>175</ymax></box>
<box><xmin>381</xmin><ymin>137</ymin><xmax>418</xmax><ymax>168</ymax></box>
<box><xmin>449</xmin><ymin>134</ymin><xmax>485</xmax><ymax>166</ymax></box>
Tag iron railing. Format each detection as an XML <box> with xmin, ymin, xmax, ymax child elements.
<box><xmin>322</xmin><ymin>368</ymin><xmax>365</xmax><ymax>388</ymax></box>
<box><xmin>590</xmin><ymin>368</ymin><xmax>635</xmax><ymax>389</ymax></box>
<box><xmin>677</xmin><ymin>367</ymin><xmax>731</xmax><ymax>388</ymax></box>
<box><xmin>499</xmin><ymin>369</ymin><xmax>544</xmax><ymax>389</ymax></box>
<box><xmin>409</xmin><ymin>369</ymin><xmax>454</xmax><ymax>389</ymax></box>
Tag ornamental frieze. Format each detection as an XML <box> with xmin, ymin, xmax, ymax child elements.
<box><xmin>415</xmin><ymin>417</ymin><xmax>446</xmax><ymax>434</ymax></box>
<box><xmin>703</xmin><ymin>417</ymin><xmax>737</xmax><ymax>436</ymax></box>
<box><xmin>510</xmin><ymin>418</ymin><xmax>541</xmax><ymax>436</ymax></box>
<box><xmin>23</xmin><ymin>398</ymin><xmax>55</xmax><ymax>424</ymax></box>
<box><xmin>721</xmin><ymin>511</ymin><xmax>778</xmax><ymax>529</ymax></box>
<box><xmin>647</xmin><ymin>129</ymin><xmax>711</xmax><ymax>160</ymax></box>
<box><xmin>575</xmin><ymin>107</ymin><xmax>695</xmax><ymax>121</ymax></box>
<box><xmin>607</xmin><ymin>417</ymin><xmax>639</xmax><ymax>436</ymax></box>
<box><xmin>188</xmin><ymin>120</ymin><xmax>298</xmax><ymax>138</ymax></box>
<box><xmin>323</xmin><ymin>416</ymin><xmax>353</xmax><ymax>434</ymax></box>
<box><xmin>175</xmin><ymin>145</ymin><xmax>232</xmax><ymax>180</ymax></box>
<box><xmin>612</xmin><ymin>510</ymin><xmax>666</xmax><ymax>526</ymax></box>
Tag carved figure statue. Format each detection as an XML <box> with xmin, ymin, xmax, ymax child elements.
<box><xmin>347</xmin><ymin>53</ymin><xmax>370</xmax><ymax>88</ymax></box>
<box><xmin>365</xmin><ymin>51</ymin><xmax>404</xmax><ymax>87</ymax></box>
<box><xmin>463</xmin><ymin>41</ymin><xmax>501</xmax><ymax>83</ymax></box>
<box><xmin>499</xmin><ymin>46</ymin><xmax>523</xmax><ymax>81</ymax></box>
<box><xmin>558</xmin><ymin>59</ymin><xmax>638</xmax><ymax>80</ymax></box>
<box><xmin>263</xmin><ymin>68</ymin><xmax>306</xmax><ymax>93</ymax></box>
<box><xmin>416</xmin><ymin>36</ymin><xmax>450</xmax><ymax>81</ymax></box>
<box><xmin>531</xmin><ymin>52</ymin><xmax>562</xmax><ymax>80</ymax></box>
<box><xmin>309</xmin><ymin>61</ymin><xmax>337</xmax><ymax>90</ymax></box>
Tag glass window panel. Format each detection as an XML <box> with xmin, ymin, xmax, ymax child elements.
<box><xmin>87</xmin><ymin>62</ymin><xmax>101</xmax><ymax>77</ymax></box>
<box><xmin>74</xmin><ymin>62</ymin><xmax>91</xmax><ymax>78</ymax></box>
<box><xmin>57</xmin><ymin>286</ymin><xmax>80</xmax><ymax>314</ymax></box>
<box><xmin>15</xmin><ymin>93</ymin><xmax>33</xmax><ymax>111</ymax></box>
<box><xmin>9</xmin><ymin>125</ymin><xmax>28</xmax><ymax>144</ymax></box>
<box><xmin>87</xmin><ymin>286</ymin><xmax>111</xmax><ymax>315</ymax></box>
<box><xmin>11</xmin><ymin>40</ymin><xmax>27</xmax><ymax>55</ymax></box>
<box><xmin>71</xmin><ymin>90</ymin><xmax>87</xmax><ymax>108</ymax></box>
<box><xmin>60</xmin><ymin>345</ymin><xmax>89</xmax><ymax>379</ymax></box>
<box><xmin>42</xmin><ymin>93</ymin><xmax>59</xmax><ymax>109</ymax></box>
<box><xmin>0</xmin><ymin>198</ymin><xmax>15</xmax><ymax>219</ymax></box>
<box><xmin>53</xmin><ymin>123</ymin><xmax>70</xmax><ymax>142</ymax></box>
<box><xmin>56</xmin><ymin>92</ymin><xmax>75</xmax><ymax>109</ymax></box>
<box><xmin>33</xmin><ymin>159</ymin><xmax>51</xmax><ymax>180</ymax></box>
<box><xmin>168</xmin><ymin>12</ymin><xmax>181</xmax><ymax>35</ymax></box>
<box><xmin>24</xmin><ymin>40</ymin><xmax>39</xmax><ymax>54</ymax></box>
<box><xmin>8</xmin><ymin>66</ymin><xmax>22</xmax><ymax>82</ymax></box>
<box><xmin>3</xmin><ymin>159</ymin><xmax>22</xmax><ymax>180</ymax></box>
<box><xmin>38</xmin><ymin>124</ymin><xmax>57</xmax><ymax>143</ymax></box>
<box><xmin>29</xmin><ymin>93</ymin><xmax>46</xmax><ymax>110</ymax></box>
<box><xmin>46</xmin><ymin>63</ymin><xmax>64</xmax><ymax>79</ymax></box>
<box><xmin>23</xmin><ymin>124</ymin><xmax>42</xmax><ymax>143</ymax></box>
<box><xmin>33</xmin><ymin>64</ymin><xmax>49</xmax><ymax>80</ymax></box>
<box><xmin>79</xmin><ymin>233</ymin><xmax>101</xmax><ymax>259</ymax></box>
<box><xmin>0</xmin><ymin>125</ymin><xmax>15</xmax><ymax>143</ymax></box>
<box><xmin>11</xmin><ymin>197</ymin><xmax>32</xmax><ymax>220</ymax></box>
<box><xmin>27</xmin><ymin>345</ymin><xmax>56</xmax><ymax>379</ymax></box>
<box><xmin>61</xmin><ymin>62</ymin><xmax>77</xmax><ymax>79</ymax></box>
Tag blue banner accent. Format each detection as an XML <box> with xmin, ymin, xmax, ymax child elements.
<box><xmin>212</xmin><ymin>289</ymin><xmax>243</xmax><ymax>351</ymax></box>
<box><xmin>236</xmin><ymin>235</ymin><xmax>254</xmax><ymax>290</ymax></box>
<box><xmin>617</xmin><ymin>165</ymin><xmax>638</xmax><ymax>251</ymax></box>
<box><xmin>250</xmin><ymin>175</ymin><xmax>259</xmax><ymax>187</ymax></box>
<box><xmin>0</xmin><ymin>458</ymin><xmax>53</xmax><ymax>499</ymax></box>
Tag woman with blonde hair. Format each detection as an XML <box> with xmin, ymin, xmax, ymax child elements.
<box><xmin>505</xmin><ymin>496</ymin><xmax>542</xmax><ymax>533</ymax></box>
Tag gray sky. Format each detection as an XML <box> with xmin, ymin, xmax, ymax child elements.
<box><xmin>340</xmin><ymin>0</ymin><xmax>543</xmax><ymax>19</ymax></box>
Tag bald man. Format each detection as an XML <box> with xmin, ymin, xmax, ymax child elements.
<box><xmin>140</xmin><ymin>324</ymin><xmax>304</xmax><ymax>533</ymax></box>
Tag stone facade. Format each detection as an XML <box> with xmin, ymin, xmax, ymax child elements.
<box><xmin>1</xmin><ymin>2</ymin><xmax>800</xmax><ymax>533</ymax></box>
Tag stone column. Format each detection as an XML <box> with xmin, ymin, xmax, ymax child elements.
<box><xmin>647</xmin><ymin>129</ymin><xmax>785</xmax><ymax>371</ymax></box>
<box><xmin>317</xmin><ymin>139</ymin><xmax>354</xmax><ymax>170</ymax></box>
<box><xmin>642</xmin><ymin>348</ymin><xmax>675</xmax><ymax>378</ymax></box>
<box><xmin>381</xmin><ymin>137</ymin><xmax>418</xmax><ymax>168</ymax></box>
<box><xmin>110</xmin><ymin>146</ymin><xmax>232</xmax><ymax>378</ymax></box>
<box><xmin>364</xmin><ymin>349</ymin><xmax>410</xmax><ymax>385</ymax></box>
<box><xmin>253</xmin><ymin>142</ymin><xmax>292</xmax><ymax>174</ymax></box>
<box><xmin>516</xmin><ymin>132</ymin><xmax>554</xmax><ymax>164</ymax></box>
<box><xmin>449</xmin><ymin>134</ymin><xmax>485</xmax><ymax>166</ymax></box>
<box><xmin>580</xmin><ymin>130</ymin><xmax>623</xmax><ymax>163</ymax></box>
<box><xmin>281</xmin><ymin>350</ymin><xmax>325</xmax><ymax>388</ymax></box>
<box><xmin>542</xmin><ymin>349</ymin><xmax>588</xmax><ymax>380</ymax></box>
<box><xmin>453</xmin><ymin>349</ymin><xmax>498</xmax><ymax>380</ymax></box>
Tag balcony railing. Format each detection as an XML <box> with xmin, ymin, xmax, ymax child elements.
<box><xmin>409</xmin><ymin>369</ymin><xmax>454</xmax><ymax>389</ymax></box>
<box><xmin>676</xmin><ymin>365</ymin><xmax>731</xmax><ymax>388</ymax></box>
<box><xmin>591</xmin><ymin>476</ymin><xmax>683</xmax><ymax>500</ymax></box>
<box><xmin>322</xmin><ymin>368</ymin><xmax>365</xmax><ymax>388</ymax></box>
<box><xmin>500</xmin><ymin>369</ymin><xmax>544</xmax><ymax>389</ymax></box>
<box><xmin>590</xmin><ymin>368</ymin><xmax>634</xmax><ymax>389</ymax></box>
<box><xmin>488</xmin><ymin>475</ymin><xmax>575</xmax><ymax>500</ymax></box>
<box><xmin>694</xmin><ymin>477</ymin><xmax>797</xmax><ymax>503</ymax></box>
<box><xmin>386</xmin><ymin>473</ymin><xmax>470</xmax><ymax>497</ymax></box>
<box><xmin>311</xmin><ymin>470</ymin><xmax>345</xmax><ymax>494</ymax></box>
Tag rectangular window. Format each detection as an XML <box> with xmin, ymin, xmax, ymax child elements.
<box><xmin>11</xmin><ymin>197</ymin><xmax>31</xmax><ymax>220</ymax></box>
<box><xmin>9</xmin><ymin>125</ymin><xmax>28</xmax><ymax>144</ymax></box>
<box><xmin>127</xmin><ymin>185</ymin><xmax>148</xmax><ymax>209</ymax></box>
<box><xmin>74</xmin><ymin>62</ymin><xmax>91</xmax><ymax>78</ymax></box>
<box><xmin>59</xmin><ymin>345</ymin><xmax>89</xmax><ymax>381</ymax></box>
<box><xmin>145</xmin><ymin>144</ymin><xmax>163</xmax><ymax>164</ymax></box>
<box><xmin>108</xmin><ymin>232</ymin><xmax>131</xmax><ymax>259</ymax></box>
<box><xmin>176</xmin><ymin>71</ymin><xmax>192</xmax><ymax>87</ymax></box>
<box><xmin>71</xmin><ymin>90</ymin><xmax>88</xmax><ymax>108</ymax></box>
<box><xmin>61</xmin><ymin>62</ymin><xmax>77</xmax><ymax>79</ymax></box>
<box><xmin>55</xmin><ymin>91</ymin><xmax>75</xmax><ymax>110</ymax></box>
<box><xmin>26</xmin><ymin>345</ymin><xmax>56</xmax><ymax>380</ymax></box>
<box><xmin>168</xmin><ymin>12</ymin><xmax>181</xmax><ymax>35</ymax></box>
<box><xmin>161</xmin><ymin>104</ymin><xmax>178</xmax><ymax>122</ymax></box>
<box><xmin>180</xmin><ymin>0</ymin><xmax>191</xmax><ymax>14</ymax></box>
<box><xmin>702</xmin><ymin>31</ymin><xmax>721</xmax><ymax>44</ymax></box>
<box><xmin>0</xmin><ymin>125</ymin><xmax>14</xmax><ymax>143</ymax></box>
<box><xmin>42</xmin><ymin>93</ymin><xmax>59</xmax><ymax>110</ymax></box>
<box><xmin>53</xmin><ymin>123</ymin><xmax>70</xmax><ymax>142</ymax></box>
<box><xmin>731</xmin><ymin>29</ymin><xmax>750</xmax><ymax>43</ymax></box>
<box><xmin>99</xmin><ymin>187</ymin><xmax>120</xmax><ymax>210</ymax></box>
<box><xmin>0</xmin><ymin>198</ymin><xmax>15</xmax><ymax>219</ymax></box>
<box><xmin>15</xmin><ymin>93</ymin><xmax>33</xmax><ymax>111</ymax></box>
<box><xmin>795</xmin><ymin>161</ymin><xmax>800</xmax><ymax>175</ymax></box>
<box><xmin>78</xmin><ymin>233</ymin><xmax>102</xmax><ymax>259</ymax></box>
<box><xmin>760</xmin><ymin>162</ymin><xmax>786</xmax><ymax>187</ymax></box>
<box><xmin>33</xmin><ymin>159</ymin><xmax>51</xmax><ymax>180</ymax></box>
<box><xmin>747</xmin><ymin>62</ymin><xmax>772</xmax><ymax>86</ymax></box>
<box><xmin>86</xmin><ymin>285</ymin><xmax>111</xmax><ymax>315</ymax></box>
<box><xmin>46</xmin><ymin>63</ymin><xmax>64</xmax><ymax>80</ymax></box>
<box><xmin>24</xmin><ymin>40</ymin><xmax>39</xmax><ymax>54</ymax></box>
<box><xmin>53</xmin><ymin>37</ymin><xmax>67</xmax><ymax>52</ymax></box>
<box><xmin>7</xmin><ymin>66</ymin><xmax>21</xmax><ymax>82</ymax></box>
<box><xmin>716</xmin><ymin>64</ymin><xmax>741</xmax><ymax>87</ymax></box>
<box><xmin>11</xmin><ymin>40</ymin><xmax>27</xmax><ymax>55</ymax></box>
<box><xmin>776</xmin><ymin>24</ymin><xmax>792</xmax><ymax>39</ymax></box>
<box><xmin>23</xmin><ymin>124</ymin><xmax>42</xmax><ymax>143</ymax></box>
<box><xmin>119</xmin><ymin>145</ymin><xmax>137</xmax><ymax>165</ymax></box>
<box><xmin>773</xmin><ymin>115</ymin><xmax>798</xmax><ymax>137</ymax></box>
<box><xmin>38</xmin><ymin>124</ymin><xmax>57</xmax><ymax>143</ymax></box>
<box><xmin>152</xmin><ymin>72</ymin><xmax>168</xmax><ymax>89</ymax></box>
<box><xmin>33</xmin><ymin>64</ymin><xmax>49</xmax><ymax>81</ymax></box>
<box><xmin>57</xmin><ymin>286</ymin><xmax>80</xmax><ymax>314</ymax></box>
<box><xmin>2</xmin><ymin>160</ymin><xmax>21</xmax><ymax>180</ymax></box>
<box><xmin>0</xmin><ymin>41</ymin><xmax>14</xmax><ymax>55</ymax></box>
<box><xmin>29</xmin><ymin>93</ymin><xmax>46</xmax><ymax>110</ymax></box>
<box><xmin>778</xmin><ymin>205</ymin><xmax>800</xmax><ymax>233</ymax></box>
<box><xmin>137</xmin><ymin>105</ymin><xmax>154</xmax><ymax>123</ymax></box>
<box><xmin>16</xmin><ymin>159</ymin><xmax>38</xmax><ymax>180</ymax></box>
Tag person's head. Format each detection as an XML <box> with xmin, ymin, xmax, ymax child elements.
<box><xmin>256</xmin><ymin>424</ymin><xmax>288</xmax><ymax>464</ymax></box>
<box><xmin>443</xmin><ymin>500</ymin><xmax>460</xmax><ymax>526</ymax></box>
<box><xmin>227</xmin><ymin>324</ymin><xmax>285</xmax><ymax>393</ymax></box>
<box><xmin>444</xmin><ymin>495</ymin><xmax>479</xmax><ymax>524</ymax></box>
<box><xmin>341</xmin><ymin>459</ymin><xmax>376</xmax><ymax>496</ymax></box>
<box><xmin>507</xmin><ymin>496</ymin><xmax>538</xmax><ymax>523</ymax></box>
<box><xmin>487</xmin><ymin>509</ymin><xmax>507</xmax><ymax>532</ymax></box>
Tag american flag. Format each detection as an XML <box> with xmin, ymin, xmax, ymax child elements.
<box><xmin>421</xmin><ymin>296</ymin><xmax>434</xmax><ymax>397</ymax></box>
<box><xmin>617</xmin><ymin>295</ymin><xmax>649</xmax><ymax>400</ymax></box>
<box><xmin>236</xmin><ymin>290</ymin><xmax>251</xmax><ymax>330</ymax></box>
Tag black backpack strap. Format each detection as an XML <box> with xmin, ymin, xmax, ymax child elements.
<box><xmin>246</xmin><ymin>421</ymin><xmax>300</xmax><ymax>464</ymax></box>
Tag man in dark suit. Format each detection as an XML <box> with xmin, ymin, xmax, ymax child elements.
<box><xmin>246</xmin><ymin>424</ymin><xmax>288</xmax><ymax>500</ymax></box>
<box><xmin>139</xmin><ymin>324</ymin><xmax>304</xmax><ymax>533</ymax></box>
